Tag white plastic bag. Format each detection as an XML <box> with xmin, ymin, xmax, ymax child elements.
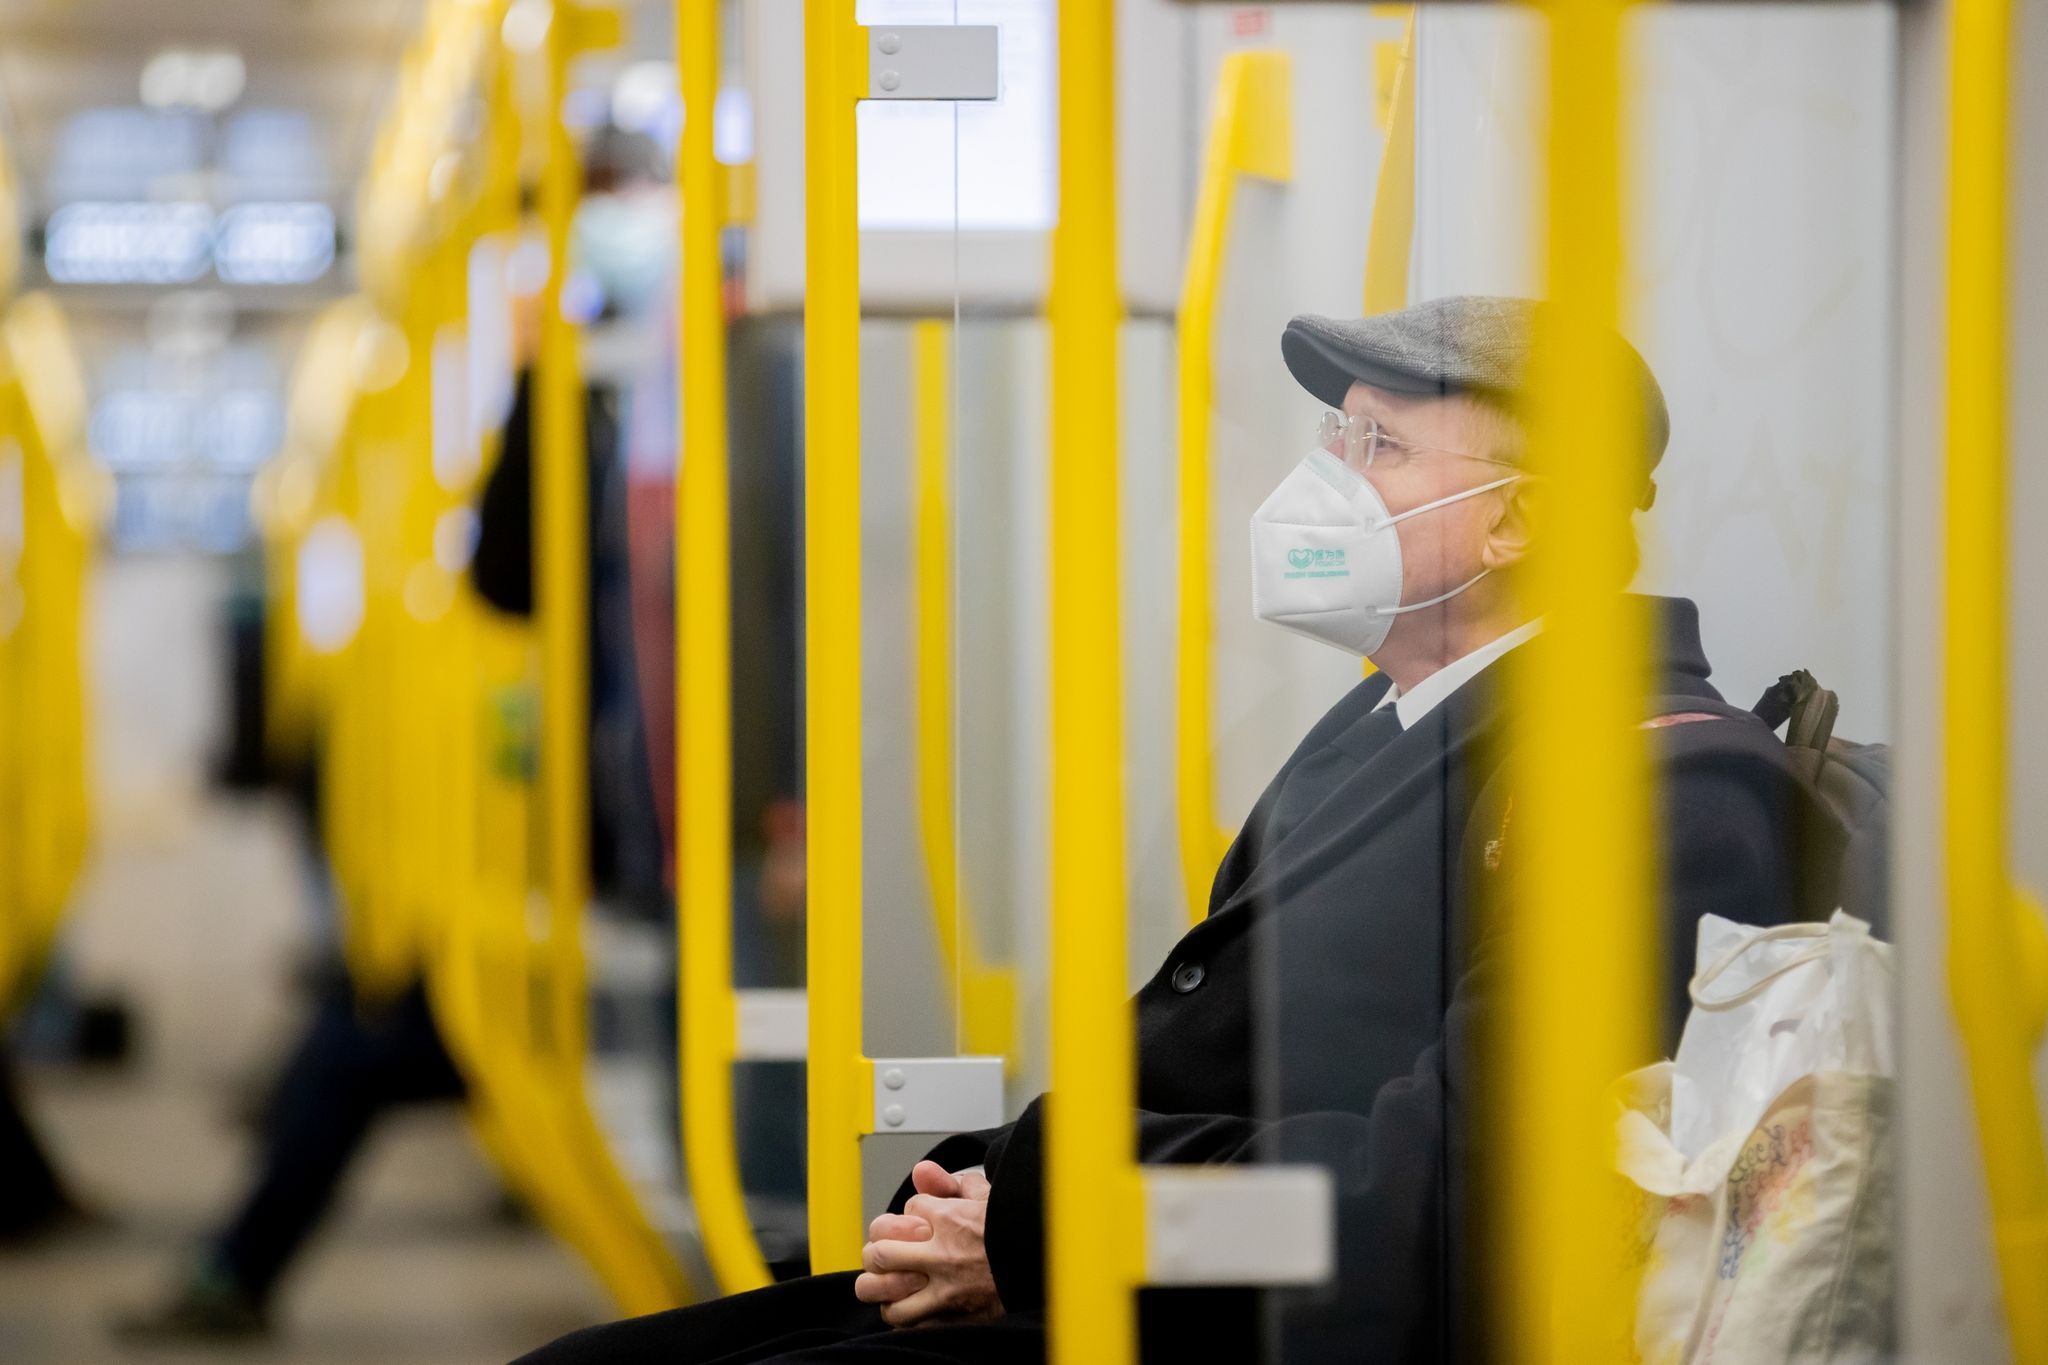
<box><xmin>1617</xmin><ymin>912</ymin><xmax>1896</xmax><ymax>1364</ymax></box>
<box><xmin>1666</xmin><ymin>911</ymin><xmax>1895</xmax><ymax>1168</ymax></box>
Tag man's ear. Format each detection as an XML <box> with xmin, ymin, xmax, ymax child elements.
<box><xmin>1480</xmin><ymin>478</ymin><xmax>1538</xmax><ymax>572</ymax></box>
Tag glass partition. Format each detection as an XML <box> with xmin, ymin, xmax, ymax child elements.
<box><xmin>1181</xmin><ymin>4</ymin><xmax>1911</xmax><ymax>1360</ymax></box>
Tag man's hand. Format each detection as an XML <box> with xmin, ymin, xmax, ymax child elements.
<box><xmin>854</xmin><ymin>1161</ymin><xmax>1002</xmax><ymax>1328</ymax></box>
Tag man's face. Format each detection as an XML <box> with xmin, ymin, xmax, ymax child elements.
<box><xmin>1336</xmin><ymin>380</ymin><xmax>1518</xmax><ymax>613</ymax></box>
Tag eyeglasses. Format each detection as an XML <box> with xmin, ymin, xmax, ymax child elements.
<box><xmin>1317</xmin><ymin>410</ymin><xmax>1521</xmax><ymax>476</ymax></box>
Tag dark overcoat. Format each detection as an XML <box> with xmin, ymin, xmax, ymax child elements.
<box><xmin>920</xmin><ymin>595</ymin><xmax>1833</xmax><ymax>1362</ymax></box>
<box><xmin>517</xmin><ymin>595</ymin><xmax>1837</xmax><ymax>1365</ymax></box>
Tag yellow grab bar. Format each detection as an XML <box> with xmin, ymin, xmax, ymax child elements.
<box><xmin>1942</xmin><ymin>0</ymin><xmax>2048</xmax><ymax>1355</ymax></box>
<box><xmin>1174</xmin><ymin>51</ymin><xmax>1292</xmax><ymax>928</ymax></box>
<box><xmin>533</xmin><ymin>1</ymin><xmax>692</xmax><ymax>1313</ymax></box>
<box><xmin>535</xmin><ymin>0</ymin><xmax>593</xmax><ymax>1080</ymax></box>
<box><xmin>1362</xmin><ymin>10</ymin><xmax>1416</xmax><ymax>317</ymax></box>
<box><xmin>910</xmin><ymin>319</ymin><xmax>1019</xmax><ymax>1060</ymax></box>
<box><xmin>676</xmin><ymin>0</ymin><xmax>776</xmax><ymax>1296</ymax></box>
<box><xmin>803</xmin><ymin>0</ymin><xmax>874</xmax><ymax>1273</ymax></box>
<box><xmin>1499</xmin><ymin>0</ymin><xmax>1654</xmax><ymax>1358</ymax></box>
<box><xmin>1046</xmin><ymin>2</ymin><xmax>1142</xmax><ymax>1362</ymax></box>
<box><xmin>1354</xmin><ymin>8</ymin><xmax>1412</xmax><ymax>683</ymax></box>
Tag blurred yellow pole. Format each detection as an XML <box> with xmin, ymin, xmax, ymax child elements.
<box><xmin>1047</xmin><ymin>1</ymin><xmax>1141</xmax><ymax>1362</ymax></box>
<box><xmin>535</xmin><ymin>0</ymin><xmax>591</xmax><ymax>1074</ymax></box>
<box><xmin>1175</xmin><ymin>51</ymin><xmax>1292</xmax><ymax>928</ymax></box>
<box><xmin>1500</xmin><ymin>0</ymin><xmax>1654</xmax><ymax>1359</ymax></box>
<box><xmin>909</xmin><ymin>319</ymin><xmax>1018</xmax><ymax>1061</ymax></box>
<box><xmin>803</xmin><ymin>0</ymin><xmax>874</xmax><ymax>1273</ymax></box>
<box><xmin>1942</xmin><ymin>0</ymin><xmax>2048</xmax><ymax>1356</ymax></box>
<box><xmin>532</xmin><ymin>0</ymin><xmax>692</xmax><ymax>1315</ymax></box>
<box><xmin>1362</xmin><ymin>10</ymin><xmax>1416</xmax><ymax>317</ymax></box>
<box><xmin>676</xmin><ymin>0</ymin><xmax>776</xmax><ymax>1295</ymax></box>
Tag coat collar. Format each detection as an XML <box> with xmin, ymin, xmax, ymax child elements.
<box><xmin>1197</xmin><ymin>595</ymin><xmax>1721</xmax><ymax>929</ymax></box>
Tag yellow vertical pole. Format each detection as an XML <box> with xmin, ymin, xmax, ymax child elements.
<box><xmin>536</xmin><ymin>0</ymin><xmax>591</xmax><ymax>1075</ymax></box>
<box><xmin>530</xmin><ymin>6</ymin><xmax>694</xmax><ymax>1312</ymax></box>
<box><xmin>910</xmin><ymin>319</ymin><xmax>958</xmax><ymax>976</ymax></box>
<box><xmin>1943</xmin><ymin>0</ymin><xmax>2048</xmax><ymax>1356</ymax></box>
<box><xmin>1175</xmin><ymin>51</ymin><xmax>1292</xmax><ymax>928</ymax></box>
<box><xmin>1047</xmin><ymin>1</ymin><xmax>1140</xmax><ymax>1362</ymax></box>
<box><xmin>905</xmin><ymin>314</ymin><xmax>961</xmax><ymax>1038</ymax></box>
<box><xmin>677</xmin><ymin>0</ymin><xmax>776</xmax><ymax>1295</ymax></box>
<box><xmin>1500</xmin><ymin>0</ymin><xmax>1652</xmax><ymax>1360</ymax></box>
<box><xmin>1356</xmin><ymin>8</ymin><xmax>1413</xmax><ymax>685</ymax></box>
<box><xmin>909</xmin><ymin>318</ymin><xmax>1017</xmax><ymax>1059</ymax></box>
<box><xmin>1362</xmin><ymin>10</ymin><xmax>1416</xmax><ymax>318</ymax></box>
<box><xmin>803</xmin><ymin>0</ymin><xmax>874</xmax><ymax>1273</ymax></box>
<box><xmin>0</xmin><ymin>376</ymin><xmax>23</xmax><ymax>1002</ymax></box>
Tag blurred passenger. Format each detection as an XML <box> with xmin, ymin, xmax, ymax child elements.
<box><xmin>517</xmin><ymin>296</ymin><xmax>1840</xmax><ymax>1365</ymax></box>
<box><xmin>619</xmin><ymin>289</ymin><xmax>809</xmax><ymax>1231</ymax></box>
<box><xmin>117</xmin><ymin>280</ymin><xmax>658</xmax><ymax>1348</ymax></box>
<box><xmin>0</xmin><ymin>1054</ymin><xmax>89</xmax><ymax>1245</ymax></box>
<box><xmin>113</xmin><ymin>982</ymin><xmax>465</xmax><ymax>1342</ymax></box>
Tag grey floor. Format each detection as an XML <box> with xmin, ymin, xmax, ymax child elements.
<box><xmin>0</xmin><ymin>622</ymin><xmax>611</xmax><ymax>1365</ymax></box>
<box><xmin>0</xmin><ymin>556</ymin><xmax>610</xmax><ymax>1365</ymax></box>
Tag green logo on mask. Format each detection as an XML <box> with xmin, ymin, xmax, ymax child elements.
<box><xmin>1284</xmin><ymin>546</ymin><xmax>1348</xmax><ymax>580</ymax></box>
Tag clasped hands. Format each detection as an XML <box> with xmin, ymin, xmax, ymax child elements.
<box><xmin>854</xmin><ymin>1160</ymin><xmax>1003</xmax><ymax>1328</ymax></box>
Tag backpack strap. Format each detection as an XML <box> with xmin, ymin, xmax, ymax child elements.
<box><xmin>1752</xmin><ymin>669</ymin><xmax>1840</xmax><ymax>751</ymax></box>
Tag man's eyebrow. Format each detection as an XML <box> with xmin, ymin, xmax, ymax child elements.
<box><xmin>1344</xmin><ymin>386</ymin><xmax>1432</xmax><ymax>443</ymax></box>
<box><xmin>1351</xmin><ymin>402</ymin><xmax>1415</xmax><ymax>443</ymax></box>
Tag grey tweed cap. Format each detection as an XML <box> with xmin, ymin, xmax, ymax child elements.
<box><xmin>1281</xmin><ymin>295</ymin><xmax>1669</xmax><ymax>508</ymax></box>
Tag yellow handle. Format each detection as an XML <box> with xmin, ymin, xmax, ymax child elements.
<box><xmin>1500</xmin><ymin>1</ymin><xmax>1656</xmax><ymax>1359</ymax></box>
<box><xmin>1047</xmin><ymin>3</ymin><xmax>1144</xmax><ymax>1363</ymax></box>
<box><xmin>803</xmin><ymin>0</ymin><xmax>874</xmax><ymax>1274</ymax></box>
<box><xmin>1943</xmin><ymin>0</ymin><xmax>2048</xmax><ymax>1355</ymax></box>
<box><xmin>1363</xmin><ymin>10</ymin><xmax>1416</xmax><ymax>318</ymax></box>
<box><xmin>1175</xmin><ymin>51</ymin><xmax>1292</xmax><ymax>928</ymax></box>
<box><xmin>676</xmin><ymin>0</ymin><xmax>776</xmax><ymax>1295</ymax></box>
<box><xmin>1357</xmin><ymin>8</ymin><xmax>1413</xmax><ymax>680</ymax></box>
<box><xmin>531</xmin><ymin>4</ymin><xmax>694</xmax><ymax>1313</ymax></box>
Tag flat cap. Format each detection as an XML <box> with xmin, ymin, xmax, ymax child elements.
<box><xmin>1281</xmin><ymin>295</ymin><xmax>1669</xmax><ymax>507</ymax></box>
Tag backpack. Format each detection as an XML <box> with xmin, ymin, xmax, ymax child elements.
<box><xmin>1651</xmin><ymin>670</ymin><xmax>1892</xmax><ymax>933</ymax></box>
<box><xmin>1749</xmin><ymin>670</ymin><xmax>1892</xmax><ymax>931</ymax></box>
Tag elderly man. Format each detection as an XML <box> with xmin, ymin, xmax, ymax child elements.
<box><xmin>516</xmin><ymin>296</ymin><xmax>1829</xmax><ymax>1364</ymax></box>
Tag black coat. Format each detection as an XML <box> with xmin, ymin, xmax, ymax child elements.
<box><xmin>908</xmin><ymin>596</ymin><xmax>1835</xmax><ymax>1363</ymax></box>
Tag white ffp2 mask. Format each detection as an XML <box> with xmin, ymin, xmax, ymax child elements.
<box><xmin>1248</xmin><ymin>449</ymin><xmax>1519</xmax><ymax>657</ymax></box>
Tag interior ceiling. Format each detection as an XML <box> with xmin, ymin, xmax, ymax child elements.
<box><xmin>0</xmin><ymin>0</ymin><xmax>425</xmax><ymax>214</ymax></box>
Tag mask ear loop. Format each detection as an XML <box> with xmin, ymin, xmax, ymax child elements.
<box><xmin>1371</xmin><ymin>567</ymin><xmax>1494</xmax><ymax>619</ymax></box>
<box><xmin>1369</xmin><ymin>472</ymin><xmax>1523</xmax><ymax>530</ymax></box>
<box><xmin>1365</xmin><ymin>474</ymin><xmax>1524</xmax><ymax>619</ymax></box>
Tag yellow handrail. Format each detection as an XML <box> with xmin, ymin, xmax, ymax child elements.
<box><xmin>910</xmin><ymin>319</ymin><xmax>1019</xmax><ymax>1060</ymax></box>
<box><xmin>1046</xmin><ymin>1</ymin><xmax>1141</xmax><ymax>1362</ymax></box>
<box><xmin>1499</xmin><ymin>0</ymin><xmax>1653</xmax><ymax>1358</ymax></box>
<box><xmin>1362</xmin><ymin>10</ymin><xmax>1415</xmax><ymax>317</ymax></box>
<box><xmin>535</xmin><ymin>0</ymin><xmax>592</xmax><ymax>1082</ymax></box>
<box><xmin>676</xmin><ymin>0</ymin><xmax>777</xmax><ymax>1296</ymax></box>
<box><xmin>1174</xmin><ymin>51</ymin><xmax>1292</xmax><ymax>929</ymax></box>
<box><xmin>1355</xmin><ymin>8</ymin><xmax>1413</xmax><ymax>685</ymax></box>
<box><xmin>0</xmin><ymin>293</ymin><xmax>97</xmax><ymax>1016</ymax></box>
<box><xmin>532</xmin><ymin>0</ymin><xmax>693</xmax><ymax>1314</ymax></box>
<box><xmin>803</xmin><ymin>0</ymin><xmax>874</xmax><ymax>1273</ymax></box>
<box><xmin>1942</xmin><ymin>0</ymin><xmax>2048</xmax><ymax>1355</ymax></box>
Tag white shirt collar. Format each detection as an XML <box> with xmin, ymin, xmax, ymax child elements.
<box><xmin>1372</xmin><ymin>618</ymin><xmax>1543</xmax><ymax>729</ymax></box>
